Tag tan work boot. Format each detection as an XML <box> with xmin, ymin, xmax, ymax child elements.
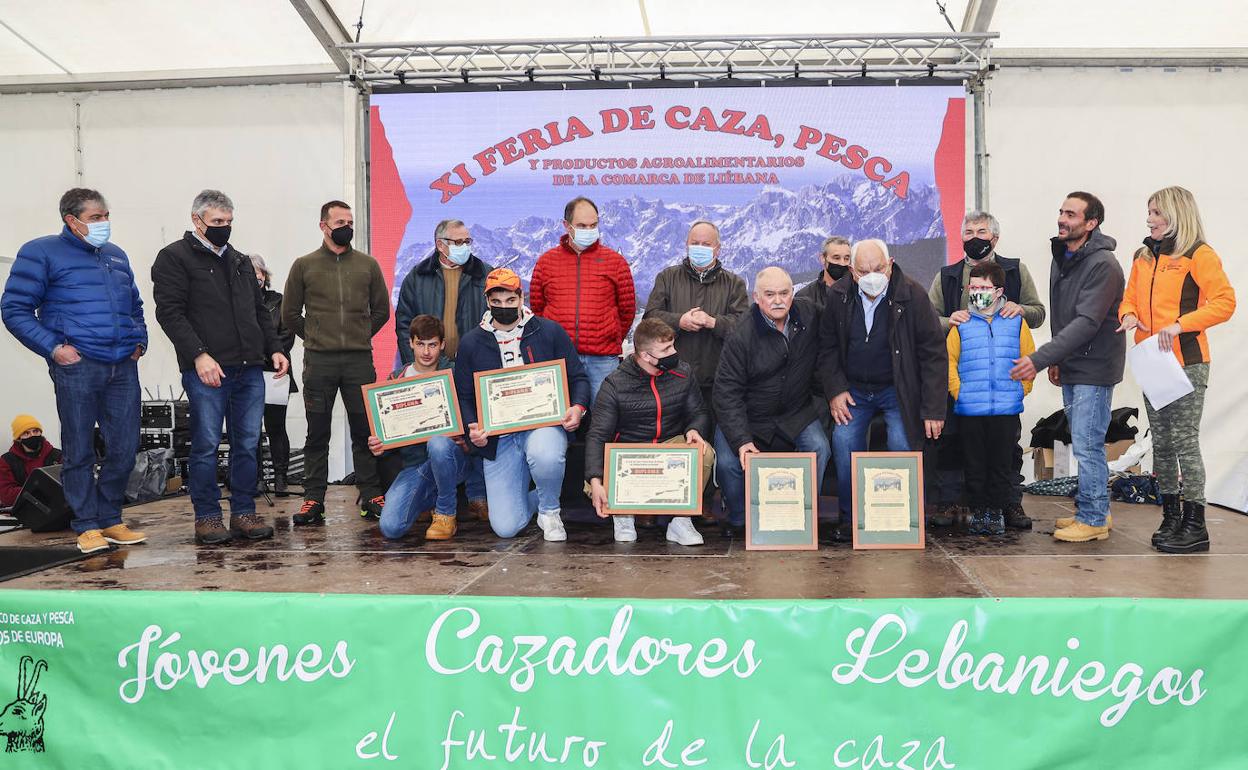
<box><xmin>425</xmin><ymin>513</ymin><xmax>458</xmax><ymax>541</ymax></box>
<box><xmin>1056</xmin><ymin>513</ymin><xmax>1113</xmax><ymax>529</ymax></box>
<box><xmin>230</xmin><ymin>514</ymin><xmax>275</xmax><ymax>541</ymax></box>
<box><xmin>76</xmin><ymin>529</ymin><xmax>110</xmax><ymax>554</ymax></box>
<box><xmin>466</xmin><ymin>499</ymin><xmax>489</xmax><ymax>522</ymax></box>
<box><xmin>1053</xmin><ymin>522</ymin><xmax>1110</xmax><ymax>542</ymax></box>
<box><xmin>101</xmin><ymin>523</ymin><xmax>147</xmax><ymax>545</ymax></box>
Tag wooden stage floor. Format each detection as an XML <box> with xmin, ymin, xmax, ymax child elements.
<box><xmin>3</xmin><ymin>488</ymin><xmax>1247</xmax><ymax>600</ymax></box>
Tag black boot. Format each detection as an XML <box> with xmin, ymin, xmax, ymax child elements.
<box><xmin>274</xmin><ymin>475</ymin><xmax>289</xmax><ymax>497</ymax></box>
<box><xmin>1156</xmin><ymin>501</ymin><xmax>1210</xmax><ymax>554</ymax></box>
<box><xmin>1151</xmin><ymin>494</ymin><xmax>1183</xmax><ymax>548</ymax></box>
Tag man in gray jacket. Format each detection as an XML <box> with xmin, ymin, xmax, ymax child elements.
<box><xmin>1011</xmin><ymin>192</ymin><xmax>1125</xmax><ymax>543</ymax></box>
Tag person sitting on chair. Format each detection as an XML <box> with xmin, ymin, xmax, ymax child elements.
<box><xmin>0</xmin><ymin>415</ymin><xmax>63</xmax><ymax>509</ymax></box>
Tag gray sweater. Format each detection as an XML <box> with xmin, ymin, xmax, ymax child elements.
<box><xmin>1029</xmin><ymin>229</ymin><xmax>1125</xmax><ymax>386</ymax></box>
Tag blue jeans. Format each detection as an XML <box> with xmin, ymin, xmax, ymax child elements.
<box><xmin>484</xmin><ymin>426</ymin><xmax>567</xmax><ymax>538</ymax></box>
<box><xmin>1063</xmin><ymin>384</ymin><xmax>1113</xmax><ymax>526</ymax></box>
<box><xmin>833</xmin><ymin>386</ymin><xmax>911</xmax><ymax>515</ymax></box>
<box><xmin>379</xmin><ymin>436</ymin><xmax>469</xmax><ymax>539</ymax></box>
<box><xmin>465</xmin><ymin>454</ymin><xmax>487</xmax><ymax>501</ymax></box>
<box><xmin>714</xmin><ymin>420</ymin><xmax>831</xmax><ymax>526</ymax></box>
<box><xmin>579</xmin><ymin>354</ymin><xmax>620</xmax><ymax>405</ymax></box>
<box><xmin>49</xmin><ymin>357</ymin><xmax>140</xmax><ymax>533</ymax></box>
<box><xmin>182</xmin><ymin>366</ymin><xmax>264</xmax><ymax>521</ymax></box>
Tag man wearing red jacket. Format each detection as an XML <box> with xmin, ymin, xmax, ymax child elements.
<box><xmin>0</xmin><ymin>415</ymin><xmax>63</xmax><ymax>509</ymax></box>
<box><xmin>530</xmin><ymin>196</ymin><xmax>636</xmax><ymax>401</ymax></box>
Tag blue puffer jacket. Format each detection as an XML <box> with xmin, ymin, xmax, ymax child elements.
<box><xmin>954</xmin><ymin>313</ymin><xmax>1024</xmax><ymax>416</ymax></box>
<box><xmin>2</xmin><ymin>226</ymin><xmax>147</xmax><ymax>363</ymax></box>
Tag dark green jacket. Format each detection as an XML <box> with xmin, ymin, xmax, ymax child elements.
<box><xmin>642</xmin><ymin>260</ymin><xmax>748</xmax><ymax>386</ymax></box>
<box><xmin>283</xmin><ymin>245</ymin><xmax>390</xmax><ymax>352</ymax></box>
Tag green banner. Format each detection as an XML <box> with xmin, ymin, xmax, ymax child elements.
<box><xmin>0</xmin><ymin>590</ymin><xmax>1244</xmax><ymax>768</ymax></box>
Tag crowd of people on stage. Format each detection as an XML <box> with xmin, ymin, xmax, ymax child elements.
<box><xmin>1</xmin><ymin>186</ymin><xmax>1236</xmax><ymax>556</ymax></box>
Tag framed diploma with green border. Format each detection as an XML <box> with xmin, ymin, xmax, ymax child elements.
<box><xmin>744</xmin><ymin>453</ymin><xmax>818</xmax><ymax>551</ymax></box>
<box><xmin>851</xmin><ymin>451</ymin><xmax>926</xmax><ymax>550</ymax></box>
<box><xmin>361</xmin><ymin>370</ymin><xmax>462</xmax><ymax>450</ymax></box>
<box><xmin>603</xmin><ymin>443</ymin><xmax>704</xmax><ymax>516</ymax></box>
<box><xmin>473</xmin><ymin>359</ymin><xmax>570</xmax><ymax>436</ymax></box>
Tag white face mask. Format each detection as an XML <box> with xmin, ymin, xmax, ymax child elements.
<box><xmin>858</xmin><ymin>271</ymin><xmax>888</xmax><ymax>298</ymax></box>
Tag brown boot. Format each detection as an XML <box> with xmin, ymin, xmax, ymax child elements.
<box><xmin>76</xmin><ymin>529</ymin><xmax>110</xmax><ymax>554</ymax></box>
<box><xmin>195</xmin><ymin>518</ymin><xmax>233</xmax><ymax>545</ymax></box>
<box><xmin>101</xmin><ymin>523</ymin><xmax>147</xmax><ymax>545</ymax></box>
<box><xmin>466</xmin><ymin>499</ymin><xmax>489</xmax><ymax>522</ymax></box>
<box><xmin>230</xmin><ymin>513</ymin><xmax>275</xmax><ymax>540</ymax></box>
<box><xmin>425</xmin><ymin>513</ymin><xmax>458</xmax><ymax>541</ymax></box>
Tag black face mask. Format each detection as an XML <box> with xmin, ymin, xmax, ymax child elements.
<box><xmin>489</xmin><ymin>306</ymin><xmax>520</xmax><ymax>326</ymax></box>
<box><xmin>19</xmin><ymin>436</ymin><xmax>44</xmax><ymax>453</ymax></box>
<box><xmin>653</xmin><ymin>352</ymin><xmax>680</xmax><ymax>372</ymax></box>
<box><xmin>200</xmin><ymin>222</ymin><xmax>232</xmax><ymax>248</ymax></box>
<box><xmin>963</xmin><ymin>237</ymin><xmax>993</xmax><ymax>262</ymax></box>
<box><xmin>330</xmin><ymin>225</ymin><xmax>354</xmax><ymax>247</ymax></box>
<box><xmin>825</xmin><ymin>263</ymin><xmax>848</xmax><ymax>281</ymax></box>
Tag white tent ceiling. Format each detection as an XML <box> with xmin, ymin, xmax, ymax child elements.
<box><xmin>0</xmin><ymin>1</ymin><xmax>1245</xmax><ymax>90</ymax></box>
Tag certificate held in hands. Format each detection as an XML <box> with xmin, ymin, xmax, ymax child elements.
<box><xmin>473</xmin><ymin>360</ymin><xmax>570</xmax><ymax>436</ymax></box>
<box><xmin>362</xmin><ymin>370</ymin><xmax>463</xmax><ymax>450</ymax></box>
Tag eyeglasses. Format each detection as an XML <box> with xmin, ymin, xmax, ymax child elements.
<box><xmin>439</xmin><ymin>237</ymin><xmax>472</xmax><ymax>246</ymax></box>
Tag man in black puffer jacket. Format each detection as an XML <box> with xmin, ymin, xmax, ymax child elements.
<box><xmin>586</xmin><ymin>318</ymin><xmax>713</xmax><ymax>546</ymax></box>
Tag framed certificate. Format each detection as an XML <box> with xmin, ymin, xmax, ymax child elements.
<box><xmin>744</xmin><ymin>453</ymin><xmax>818</xmax><ymax>551</ymax></box>
<box><xmin>361</xmin><ymin>370</ymin><xmax>463</xmax><ymax>450</ymax></box>
<box><xmin>603</xmin><ymin>443</ymin><xmax>704</xmax><ymax>516</ymax></box>
<box><xmin>473</xmin><ymin>359</ymin><xmax>570</xmax><ymax>436</ymax></box>
<box><xmin>851</xmin><ymin>451</ymin><xmax>925</xmax><ymax>550</ymax></box>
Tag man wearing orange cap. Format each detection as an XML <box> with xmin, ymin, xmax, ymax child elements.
<box><xmin>453</xmin><ymin>268</ymin><xmax>591</xmax><ymax>541</ymax></box>
<box><xmin>0</xmin><ymin>416</ymin><xmax>64</xmax><ymax>509</ymax></box>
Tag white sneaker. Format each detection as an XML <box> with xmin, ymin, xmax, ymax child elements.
<box><xmin>612</xmin><ymin>515</ymin><xmax>637</xmax><ymax>542</ymax></box>
<box><xmin>666</xmin><ymin>516</ymin><xmax>704</xmax><ymax>546</ymax></box>
<box><xmin>536</xmin><ymin>511</ymin><xmax>567</xmax><ymax>542</ymax></box>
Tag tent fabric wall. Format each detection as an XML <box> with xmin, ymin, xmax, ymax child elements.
<box><xmin>0</xmin><ymin>83</ymin><xmax>352</xmax><ymax>476</ymax></box>
<box><xmin>985</xmin><ymin>66</ymin><xmax>1247</xmax><ymax>492</ymax></box>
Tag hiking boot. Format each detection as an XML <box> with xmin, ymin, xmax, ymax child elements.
<box><xmin>612</xmin><ymin>515</ymin><xmax>637</xmax><ymax>543</ymax></box>
<box><xmin>76</xmin><ymin>529</ymin><xmax>110</xmax><ymax>554</ymax></box>
<box><xmin>1156</xmin><ymin>501</ymin><xmax>1210</xmax><ymax>554</ymax></box>
<box><xmin>1053</xmin><ymin>522</ymin><xmax>1110</xmax><ymax>542</ymax></box>
<box><xmin>195</xmin><ymin>518</ymin><xmax>233</xmax><ymax>545</ymax></box>
<box><xmin>293</xmin><ymin>500</ymin><xmax>326</xmax><ymax>526</ymax></box>
<box><xmin>1056</xmin><ymin>513</ymin><xmax>1112</xmax><ymax>529</ymax></box>
<box><xmin>425</xmin><ymin>513</ymin><xmax>457</xmax><ymax>541</ymax></box>
<box><xmin>274</xmin><ymin>476</ymin><xmax>290</xmax><ymax>497</ymax></box>
<box><xmin>466</xmin><ymin>499</ymin><xmax>489</xmax><ymax>522</ymax></box>
<box><xmin>1151</xmin><ymin>494</ymin><xmax>1183</xmax><ymax>548</ymax></box>
<box><xmin>360</xmin><ymin>496</ymin><xmax>384</xmax><ymax>521</ymax></box>
<box><xmin>985</xmin><ymin>509</ymin><xmax>1007</xmax><ymax>536</ymax></box>
<box><xmin>967</xmin><ymin>508</ymin><xmax>991</xmax><ymax>535</ymax></box>
<box><xmin>1003</xmin><ymin>502</ymin><xmax>1032</xmax><ymax>531</ymax></box>
<box><xmin>929</xmin><ymin>504</ymin><xmax>961</xmax><ymax>527</ymax></box>
<box><xmin>666</xmin><ymin>516</ymin><xmax>704</xmax><ymax>546</ymax></box>
<box><xmin>230</xmin><ymin>514</ymin><xmax>274</xmax><ymax>540</ymax></box>
<box><xmin>101</xmin><ymin>523</ymin><xmax>147</xmax><ymax>545</ymax></box>
<box><xmin>537</xmin><ymin>511</ymin><xmax>567</xmax><ymax>542</ymax></box>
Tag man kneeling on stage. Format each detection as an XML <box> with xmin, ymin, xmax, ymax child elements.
<box><xmin>369</xmin><ymin>316</ymin><xmax>481</xmax><ymax>541</ymax></box>
<box><xmin>453</xmin><ymin>269</ymin><xmax>590</xmax><ymax>541</ymax></box>
<box><xmin>586</xmin><ymin>318</ymin><xmax>713</xmax><ymax>546</ymax></box>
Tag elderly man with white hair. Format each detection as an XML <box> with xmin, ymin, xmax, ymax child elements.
<box><xmin>818</xmin><ymin>239</ymin><xmax>947</xmax><ymax>541</ymax></box>
<box><xmin>713</xmin><ymin>266</ymin><xmax>828</xmax><ymax>533</ymax></box>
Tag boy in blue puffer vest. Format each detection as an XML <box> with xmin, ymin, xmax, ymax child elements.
<box><xmin>947</xmin><ymin>261</ymin><xmax>1036</xmax><ymax>535</ymax></box>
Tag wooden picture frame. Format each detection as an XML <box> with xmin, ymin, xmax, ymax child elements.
<box><xmin>851</xmin><ymin>451</ymin><xmax>926</xmax><ymax>550</ymax></box>
<box><xmin>361</xmin><ymin>369</ymin><xmax>462</xmax><ymax>450</ymax></box>
<box><xmin>744</xmin><ymin>452</ymin><xmax>819</xmax><ymax>551</ymax></box>
<box><xmin>602</xmin><ymin>443</ymin><xmax>705</xmax><ymax>517</ymax></box>
<box><xmin>473</xmin><ymin>359</ymin><xmax>570</xmax><ymax>437</ymax></box>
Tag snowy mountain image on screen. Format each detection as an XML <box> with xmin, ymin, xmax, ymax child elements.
<box><xmin>397</xmin><ymin>176</ymin><xmax>946</xmax><ymax>301</ymax></box>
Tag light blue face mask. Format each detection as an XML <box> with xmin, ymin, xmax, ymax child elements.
<box><xmin>688</xmin><ymin>244</ymin><xmax>716</xmax><ymax>268</ymax></box>
<box><xmin>572</xmin><ymin>227</ymin><xmax>599</xmax><ymax>249</ymax></box>
<box><xmin>446</xmin><ymin>242</ymin><xmax>471</xmax><ymax>265</ymax></box>
<box><xmin>77</xmin><ymin>218</ymin><xmax>111</xmax><ymax>248</ymax></box>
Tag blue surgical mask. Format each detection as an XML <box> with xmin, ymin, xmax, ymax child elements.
<box><xmin>77</xmin><ymin>218</ymin><xmax>111</xmax><ymax>248</ymax></box>
<box><xmin>447</xmin><ymin>242</ymin><xmax>471</xmax><ymax>265</ymax></box>
<box><xmin>688</xmin><ymin>244</ymin><xmax>715</xmax><ymax>268</ymax></box>
<box><xmin>572</xmin><ymin>227</ymin><xmax>599</xmax><ymax>249</ymax></box>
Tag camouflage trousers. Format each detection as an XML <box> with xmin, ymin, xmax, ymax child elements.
<box><xmin>1144</xmin><ymin>363</ymin><xmax>1209</xmax><ymax>504</ymax></box>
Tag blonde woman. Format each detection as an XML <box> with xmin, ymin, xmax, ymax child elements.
<box><xmin>1118</xmin><ymin>186</ymin><xmax>1236</xmax><ymax>554</ymax></box>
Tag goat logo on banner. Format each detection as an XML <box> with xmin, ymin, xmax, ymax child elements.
<box><xmin>0</xmin><ymin>657</ymin><xmax>48</xmax><ymax>753</ymax></box>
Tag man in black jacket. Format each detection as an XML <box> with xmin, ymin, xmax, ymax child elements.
<box><xmin>586</xmin><ymin>318</ymin><xmax>713</xmax><ymax>545</ymax></box>
<box><xmin>153</xmin><ymin>190</ymin><xmax>288</xmax><ymax>545</ymax></box>
<box><xmin>820</xmin><ymin>239</ymin><xmax>947</xmax><ymax>541</ymax></box>
<box><xmin>713</xmin><ymin>267</ymin><xmax>829</xmax><ymax>530</ymax></box>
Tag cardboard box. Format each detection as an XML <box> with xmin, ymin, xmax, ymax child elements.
<box><xmin>1106</xmin><ymin>439</ymin><xmax>1141</xmax><ymax>474</ymax></box>
<box><xmin>1031</xmin><ymin>447</ymin><xmax>1055</xmax><ymax>481</ymax></box>
<box><xmin>1030</xmin><ymin>440</ymin><xmax>1139</xmax><ymax>482</ymax></box>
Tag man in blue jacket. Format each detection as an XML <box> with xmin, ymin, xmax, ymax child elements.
<box><xmin>453</xmin><ymin>268</ymin><xmax>590</xmax><ymax>541</ymax></box>
<box><xmin>1</xmin><ymin>188</ymin><xmax>148</xmax><ymax>554</ymax></box>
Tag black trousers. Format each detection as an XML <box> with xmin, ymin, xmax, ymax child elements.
<box><xmin>960</xmin><ymin>414</ymin><xmax>1021</xmax><ymax>510</ymax></box>
<box><xmin>262</xmin><ymin>403</ymin><xmax>290</xmax><ymax>478</ymax></box>
<box><xmin>301</xmin><ymin>350</ymin><xmax>382</xmax><ymax>503</ymax></box>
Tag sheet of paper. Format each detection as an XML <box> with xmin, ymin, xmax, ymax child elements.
<box><xmin>263</xmin><ymin>372</ymin><xmax>290</xmax><ymax>406</ymax></box>
<box><xmin>757</xmin><ymin>467</ymin><xmax>806</xmax><ymax>531</ymax></box>
<box><xmin>1127</xmin><ymin>335</ymin><xmax>1194</xmax><ymax>410</ymax></box>
<box><xmin>862</xmin><ymin>468</ymin><xmax>911</xmax><ymax>532</ymax></box>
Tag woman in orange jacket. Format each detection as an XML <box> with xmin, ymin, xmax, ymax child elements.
<box><xmin>1118</xmin><ymin>186</ymin><xmax>1236</xmax><ymax>555</ymax></box>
